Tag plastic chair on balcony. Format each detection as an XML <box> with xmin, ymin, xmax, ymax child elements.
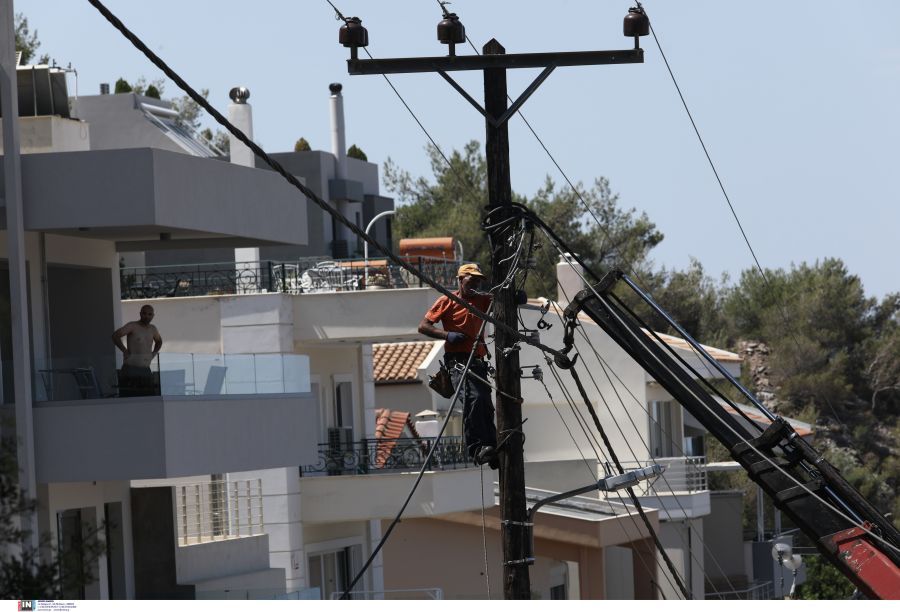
<box><xmin>39</xmin><ymin>367</ymin><xmax>107</xmax><ymax>400</ymax></box>
<box><xmin>160</xmin><ymin>369</ymin><xmax>190</xmax><ymax>396</ymax></box>
<box><xmin>202</xmin><ymin>365</ymin><xmax>227</xmax><ymax>395</ymax></box>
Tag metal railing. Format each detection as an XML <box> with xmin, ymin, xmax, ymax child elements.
<box><xmin>600</xmin><ymin>456</ymin><xmax>707</xmax><ymax>497</ymax></box>
<box><xmin>705</xmin><ymin>581</ymin><xmax>774</xmax><ymax>600</ymax></box>
<box><xmin>301</xmin><ymin>436</ymin><xmax>470</xmax><ymax>476</ymax></box>
<box><xmin>176</xmin><ymin>479</ymin><xmax>264</xmax><ymax>546</ymax></box>
<box><xmin>121</xmin><ymin>257</ymin><xmax>462</xmax><ymax>299</ymax></box>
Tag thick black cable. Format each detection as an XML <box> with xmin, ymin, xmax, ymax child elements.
<box><xmin>340</xmin><ymin>315</ymin><xmax>490</xmax><ymax>599</ymax></box>
<box><xmin>567</xmin><ymin>368</ymin><xmax>691</xmax><ymax>599</ymax></box>
<box><xmin>550</xmin><ymin>275</ymin><xmax>735</xmax><ymax>596</ymax></box>
<box><xmin>543</xmin><ymin>361</ymin><xmax>684</xmax><ymax>598</ymax></box>
<box><xmin>637</xmin><ymin>2</ymin><xmax>847</xmax><ymax>429</ymax></box>
<box><xmin>85</xmin><ymin>0</ymin><xmax>570</xmax><ymax>364</ymax></box>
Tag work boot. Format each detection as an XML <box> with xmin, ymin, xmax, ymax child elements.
<box><xmin>474</xmin><ymin>445</ymin><xmax>498</xmax><ymax>468</ymax></box>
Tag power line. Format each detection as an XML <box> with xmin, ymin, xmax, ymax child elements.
<box><xmin>85</xmin><ymin>0</ymin><xmax>571</xmax><ymax>367</ymax></box>
<box><xmin>636</xmin><ymin>2</ymin><xmax>848</xmax><ymax>427</ymax></box>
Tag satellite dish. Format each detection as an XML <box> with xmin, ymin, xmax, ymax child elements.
<box><xmin>771</xmin><ymin>541</ymin><xmax>792</xmax><ymax>561</ymax></box>
<box><xmin>783</xmin><ymin>554</ymin><xmax>803</xmax><ymax>571</ymax></box>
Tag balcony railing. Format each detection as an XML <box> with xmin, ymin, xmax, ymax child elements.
<box><xmin>301</xmin><ymin>436</ymin><xmax>470</xmax><ymax>476</ymax></box>
<box><xmin>330</xmin><ymin>588</ymin><xmax>444</xmax><ymax>600</ymax></box>
<box><xmin>32</xmin><ymin>352</ymin><xmax>309</xmax><ymax>401</ymax></box>
<box><xmin>175</xmin><ymin>478</ymin><xmax>264</xmax><ymax>546</ymax></box>
<box><xmin>600</xmin><ymin>456</ymin><xmax>707</xmax><ymax>497</ymax></box>
<box><xmin>705</xmin><ymin>581</ymin><xmax>774</xmax><ymax>600</ymax></box>
<box><xmin>120</xmin><ymin>257</ymin><xmax>462</xmax><ymax>299</ymax></box>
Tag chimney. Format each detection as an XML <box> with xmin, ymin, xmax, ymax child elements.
<box><xmin>329</xmin><ymin>82</ymin><xmax>347</xmax><ymax>180</ymax></box>
<box><xmin>227</xmin><ymin>86</ymin><xmax>254</xmax><ymax>167</ymax></box>
<box><xmin>227</xmin><ymin>86</ymin><xmax>258</xmax><ymax>287</ymax></box>
<box><xmin>556</xmin><ymin>253</ymin><xmax>585</xmax><ymax>306</ymax></box>
<box><xmin>100</xmin><ymin>83</ymin><xmax>110</xmax><ymax>95</ymax></box>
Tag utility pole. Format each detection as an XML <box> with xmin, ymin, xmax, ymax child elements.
<box><xmin>338</xmin><ymin>5</ymin><xmax>648</xmax><ymax>599</ymax></box>
<box><xmin>482</xmin><ymin>38</ymin><xmax>530</xmax><ymax>597</ymax></box>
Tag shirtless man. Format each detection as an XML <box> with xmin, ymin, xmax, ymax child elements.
<box><xmin>112</xmin><ymin>305</ymin><xmax>162</xmax><ymax>395</ymax></box>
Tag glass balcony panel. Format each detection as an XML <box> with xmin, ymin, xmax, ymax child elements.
<box><xmin>30</xmin><ymin>352</ymin><xmax>309</xmax><ymax>400</ymax></box>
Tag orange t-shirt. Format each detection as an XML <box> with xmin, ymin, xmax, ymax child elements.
<box><xmin>425</xmin><ymin>292</ymin><xmax>492</xmax><ymax>358</ymax></box>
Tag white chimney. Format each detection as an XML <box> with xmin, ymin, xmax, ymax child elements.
<box><xmin>329</xmin><ymin>83</ymin><xmax>348</xmax><ymax>180</ymax></box>
<box><xmin>227</xmin><ymin>86</ymin><xmax>254</xmax><ymax>167</ymax></box>
<box><xmin>329</xmin><ymin>82</ymin><xmax>361</xmax><ymax>255</ymax></box>
<box><xmin>557</xmin><ymin>253</ymin><xmax>585</xmax><ymax>306</ymax></box>
<box><xmin>228</xmin><ymin>86</ymin><xmax>258</xmax><ymax>288</ymax></box>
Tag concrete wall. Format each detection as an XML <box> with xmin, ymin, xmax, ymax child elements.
<box><xmin>518</xmin><ymin>304</ymin><xmax>651</xmax><ymax>464</ymax></box>
<box><xmin>34</xmin><ymin>394</ymin><xmax>319</xmax><ymax>482</ymax></box>
<box><xmin>71</xmin><ymin>93</ymin><xmax>186</xmax><ymax>155</ymax></box>
<box><xmin>41</xmin><ymin>480</ymin><xmax>136</xmax><ymax>599</ymax></box>
<box><xmin>382</xmin><ymin>517</ymin><xmax>610</xmax><ymax>600</ymax></box>
<box><xmin>657</xmin><ymin>518</ymin><xmax>705</xmax><ymax>600</ymax></box>
<box><xmin>175</xmin><ymin>533</ymin><xmax>277</xmax><ymax>585</ymax></box>
<box><xmin>703</xmin><ymin>491</ymin><xmax>747</xmax><ymax>592</ymax></box>
<box><xmin>299</xmin><ymin>468</ymin><xmax>490</xmax><ymax>523</ymax></box>
<box><xmin>47</xmin><ymin>264</ymin><xmax>117</xmax><ymax>394</ymax></box>
<box><xmin>0</xmin><ymin>232</ymin><xmax>120</xmax><ymax>401</ymax></box>
<box><xmin>17</xmin><ymin>148</ymin><xmax>307</xmax><ymax>247</ymax></box>
<box><xmin>131</xmin><ymin>487</ymin><xmax>194</xmax><ymax>599</ymax></box>
<box><xmin>228</xmin><ymin>466</ymin><xmax>307</xmax><ymax>594</ymax></box>
<box><xmin>0</xmin><ymin>116</ymin><xmax>91</xmax><ymax>154</ymax></box>
<box><xmin>292</xmin><ymin>288</ymin><xmax>435</xmax><ymax>343</ymax></box>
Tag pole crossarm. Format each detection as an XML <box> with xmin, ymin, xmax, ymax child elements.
<box><xmin>348</xmin><ymin>48</ymin><xmax>643</xmax><ymax>75</ymax></box>
<box><xmin>439</xmin><ymin>65</ymin><xmax>555</xmax><ymax>128</ymax></box>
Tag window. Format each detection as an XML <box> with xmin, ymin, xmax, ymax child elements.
<box><xmin>308</xmin><ymin>545</ymin><xmax>362</xmax><ymax>599</ymax></box>
<box><xmin>334</xmin><ymin>380</ymin><xmax>353</xmax><ymax>430</ymax></box>
<box><xmin>649</xmin><ymin>401</ymin><xmax>676</xmax><ymax>457</ymax></box>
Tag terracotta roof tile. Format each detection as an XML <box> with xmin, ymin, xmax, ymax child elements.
<box><xmin>372</xmin><ymin>341</ymin><xmax>439</xmax><ymax>384</ymax></box>
<box><xmin>373</xmin><ymin>408</ymin><xmax>424</xmax><ymax>468</ymax></box>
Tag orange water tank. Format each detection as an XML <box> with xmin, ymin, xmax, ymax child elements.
<box><xmin>398</xmin><ymin>237</ymin><xmax>458</xmax><ymax>260</ymax></box>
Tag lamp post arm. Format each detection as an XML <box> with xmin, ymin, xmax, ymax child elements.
<box><xmin>364</xmin><ymin>210</ymin><xmax>396</xmax><ymax>286</ymax></box>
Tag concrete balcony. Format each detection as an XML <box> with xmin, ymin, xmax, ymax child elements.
<box><xmin>33</xmin><ymin>392</ymin><xmax>318</xmax><ymax>483</ymax></box>
<box><xmin>13</xmin><ymin>147</ymin><xmax>307</xmax><ymax>250</ymax></box>
<box><xmin>298</xmin><ymin>466</ymin><xmax>491</xmax><ymax>523</ymax></box>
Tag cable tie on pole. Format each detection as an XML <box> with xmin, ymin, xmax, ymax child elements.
<box><xmin>504</xmin><ymin>558</ymin><xmax>535</xmax><ymax>567</ymax></box>
<box><xmin>501</xmin><ymin>519</ymin><xmax>533</xmax><ymax>527</ymax></box>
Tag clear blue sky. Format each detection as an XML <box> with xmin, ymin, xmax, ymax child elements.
<box><xmin>20</xmin><ymin>1</ymin><xmax>900</xmax><ymax>299</ymax></box>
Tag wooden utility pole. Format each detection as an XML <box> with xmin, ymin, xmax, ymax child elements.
<box><xmin>342</xmin><ymin>9</ymin><xmax>646</xmax><ymax>599</ymax></box>
<box><xmin>483</xmin><ymin>39</ymin><xmax>531</xmax><ymax>598</ymax></box>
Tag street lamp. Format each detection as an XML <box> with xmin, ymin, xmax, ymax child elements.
<box><xmin>783</xmin><ymin>553</ymin><xmax>803</xmax><ymax>599</ymax></box>
<box><xmin>363</xmin><ymin>210</ymin><xmax>395</xmax><ymax>288</ymax></box>
<box><xmin>772</xmin><ymin>541</ymin><xmax>793</xmax><ymax>598</ymax></box>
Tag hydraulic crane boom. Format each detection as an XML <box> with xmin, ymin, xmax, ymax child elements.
<box><xmin>556</xmin><ymin>270</ymin><xmax>900</xmax><ymax>599</ymax></box>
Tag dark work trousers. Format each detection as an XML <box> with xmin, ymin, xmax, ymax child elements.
<box><xmin>446</xmin><ymin>354</ymin><xmax>497</xmax><ymax>459</ymax></box>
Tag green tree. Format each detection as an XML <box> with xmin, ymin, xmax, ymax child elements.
<box><xmin>0</xmin><ymin>435</ymin><xmax>104</xmax><ymax>598</ymax></box>
<box><xmin>114</xmin><ymin>78</ymin><xmax>132</xmax><ymax>94</ymax></box>
<box><xmin>347</xmin><ymin>144</ymin><xmax>367</xmax><ymax>161</ymax></box>
<box><xmin>172</xmin><ymin>88</ymin><xmax>208</xmax><ymax>131</ymax></box>
<box><xmin>14</xmin><ymin>14</ymin><xmax>49</xmax><ymax>65</ymax></box>
<box><xmin>796</xmin><ymin>555</ymin><xmax>855</xmax><ymax>600</ymax></box>
<box><xmin>385</xmin><ymin>141</ymin><xmax>661</xmax><ymax>299</ymax></box>
<box><xmin>294</xmin><ymin>137</ymin><xmax>311</xmax><ymax>152</ymax></box>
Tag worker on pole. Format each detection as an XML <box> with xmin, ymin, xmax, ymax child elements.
<box><xmin>419</xmin><ymin>263</ymin><xmax>499</xmax><ymax>469</ymax></box>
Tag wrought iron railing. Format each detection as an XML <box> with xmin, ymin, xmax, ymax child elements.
<box><xmin>301</xmin><ymin>436</ymin><xmax>470</xmax><ymax>476</ymax></box>
<box><xmin>121</xmin><ymin>257</ymin><xmax>462</xmax><ymax>299</ymax></box>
